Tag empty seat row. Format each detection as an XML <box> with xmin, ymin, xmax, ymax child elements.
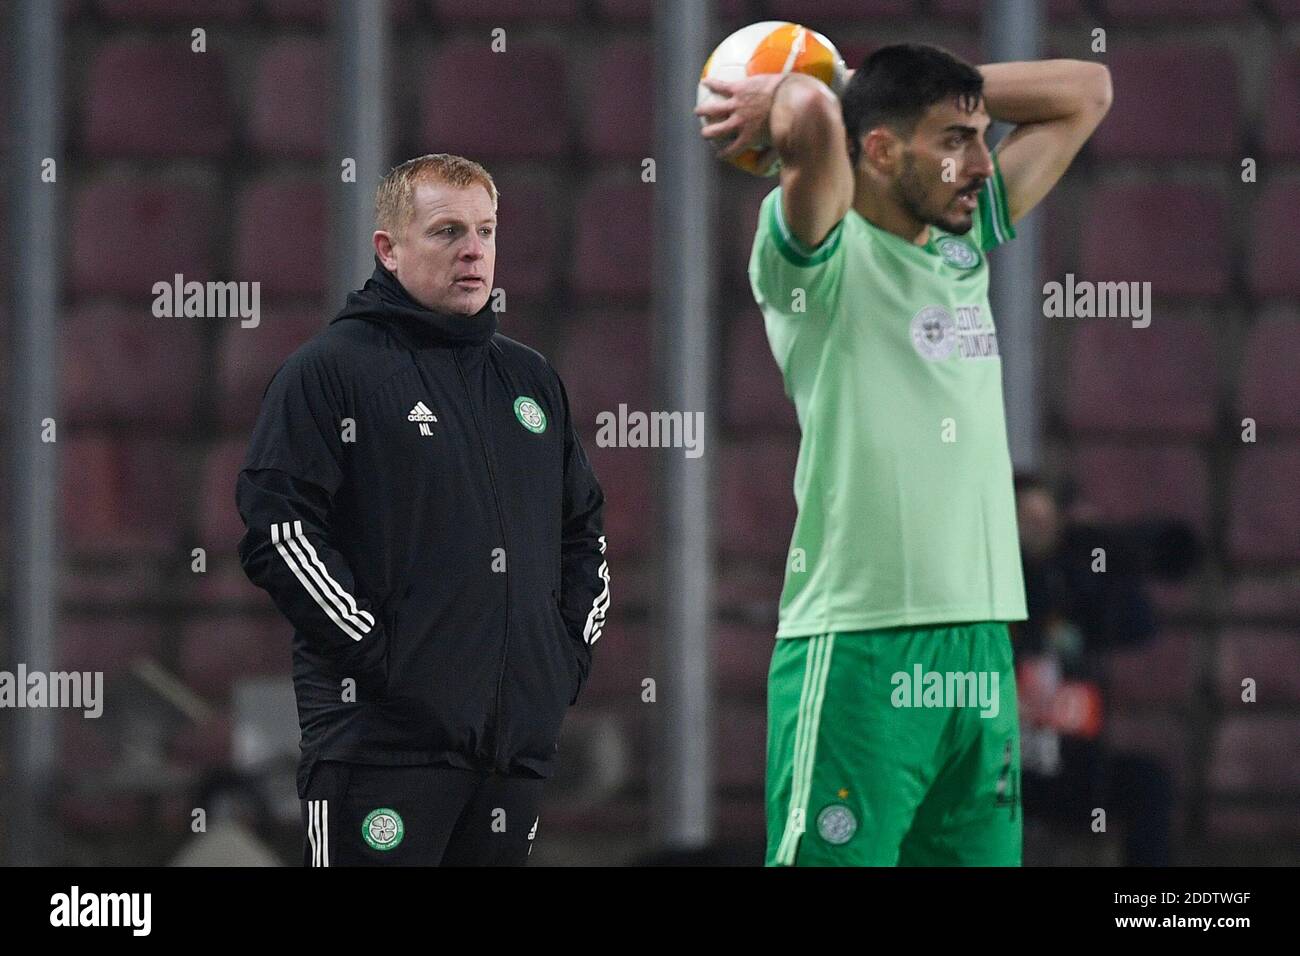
<box><xmin>1064</xmin><ymin>316</ymin><xmax>1300</xmax><ymax>436</ymax></box>
<box><xmin>69</xmin><ymin>175</ymin><xmax>1300</xmax><ymax>301</ymax></box>
<box><xmin>78</xmin><ymin>36</ymin><xmax>1300</xmax><ymax>161</ymax></box>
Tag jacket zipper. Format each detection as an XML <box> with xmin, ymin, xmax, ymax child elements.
<box><xmin>450</xmin><ymin>348</ymin><xmax>513</xmax><ymax>773</ymax></box>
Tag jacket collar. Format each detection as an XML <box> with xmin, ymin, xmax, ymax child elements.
<box><xmin>332</xmin><ymin>257</ymin><xmax>497</xmax><ymax>347</ymax></box>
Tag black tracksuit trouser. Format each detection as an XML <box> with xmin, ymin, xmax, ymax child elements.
<box><xmin>301</xmin><ymin>760</ymin><xmax>546</xmax><ymax>866</ymax></box>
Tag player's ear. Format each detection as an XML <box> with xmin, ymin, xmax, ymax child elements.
<box><xmin>862</xmin><ymin>127</ymin><xmax>895</xmax><ymax>173</ymax></box>
<box><xmin>373</xmin><ymin>230</ymin><xmax>397</xmax><ymax>270</ymax></box>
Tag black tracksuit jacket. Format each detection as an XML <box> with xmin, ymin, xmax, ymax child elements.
<box><xmin>236</xmin><ymin>260</ymin><xmax>609</xmax><ymax>798</ymax></box>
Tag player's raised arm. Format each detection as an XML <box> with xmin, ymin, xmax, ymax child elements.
<box><xmin>769</xmin><ymin>74</ymin><xmax>855</xmax><ymax>250</ymax></box>
<box><xmin>977</xmin><ymin>59</ymin><xmax>1113</xmax><ymax>223</ymax></box>
<box><xmin>696</xmin><ymin>72</ymin><xmax>853</xmax><ymax>250</ymax></box>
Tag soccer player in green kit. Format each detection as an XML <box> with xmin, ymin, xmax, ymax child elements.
<box><xmin>696</xmin><ymin>44</ymin><xmax>1112</xmax><ymax>865</ymax></box>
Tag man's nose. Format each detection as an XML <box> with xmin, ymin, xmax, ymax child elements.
<box><xmin>970</xmin><ymin>142</ymin><xmax>995</xmax><ymax>180</ymax></box>
<box><xmin>461</xmin><ymin>234</ymin><xmax>484</xmax><ymax>259</ymax></box>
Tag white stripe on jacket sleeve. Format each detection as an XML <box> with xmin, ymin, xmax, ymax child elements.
<box><xmin>582</xmin><ymin>535</ymin><xmax>611</xmax><ymax>645</ymax></box>
<box><xmin>281</xmin><ymin>522</ymin><xmax>374</xmax><ymax>633</ymax></box>
<box><xmin>293</xmin><ymin>521</ymin><xmax>376</xmax><ymax>628</ymax></box>
<box><xmin>271</xmin><ymin>522</ymin><xmax>368</xmax><ymax>642</ymax></box>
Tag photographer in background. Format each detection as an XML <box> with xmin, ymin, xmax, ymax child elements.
<box><xmin>1013</xmin><ymin>473</ymin><xmax>1183</xmax><ymax>866</ymax></box>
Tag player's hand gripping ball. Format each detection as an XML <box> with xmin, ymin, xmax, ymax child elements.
<box><xmin>696</xmin><ymin>21</ymin><xmax>847</xmax><ymax>177</ymax></box>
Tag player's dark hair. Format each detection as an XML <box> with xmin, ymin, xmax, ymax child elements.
<box><xmin>841</xmin><ymin>43</ymin><xmax>985</xmax><ymax>166</ymax></box>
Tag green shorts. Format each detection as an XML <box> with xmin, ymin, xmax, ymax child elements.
<box><xmin>765</xmin><ymin>621</ymin><xmax>1022</xmax><ymax>866</ymax></box>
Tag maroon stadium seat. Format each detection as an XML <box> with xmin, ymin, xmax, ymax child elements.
<box><xmin>61</xmin><ymin>563</ymin><xmax>170</xmax><ymax>607</ymax></box>
<box><xmin>715</xmin><ymin>622</ymin><xmax>774</xmax><ymax>691</ymax></box>
<box><xmin>490</xmin><ymin>172</ymin><xmax>560</xmax><ymax>301</ymax></box>
<box><xmin>1146</xmin><ymin>579</ymin><xmax>1201</xmax><ymax>619</ymax></box>
<box><xmin>721</xmin><ymin>177</ymin><xmax>773</xmax><ymax>293</ymax></box>
<box><xmin>1071</xmin><ymin>443</ymin><xmax>1210</xmax><ymax>533</ymax></box>
<box><xmin>1105</xmin><ymin>630</ymin><xmax>1197</xmax><ymax>708</ymax></box>
<box><xmin>420</xmin><ymin>40</ymin><xmax>569</xmax><ymax>160</ymax></box>
<box><xmin>1249</xmin><ymin>182</ymin><xmax>1300</xmax><ymax>298</ymax></box>
<box><xmin>430</xmin><ymin>0</ymin><xmax>579</xmax><ymax>20</ymax></box>
<box><xmin>61</xmin><ymin>303</ymin><xmax>203</xmax><ymax>428</ymax></box>
<box><xmin>768</xmin><ymin>0</ymin><xmax>910</xmax><ymax>17</ymax></box>
<box><xmin>716</xmin><ymin>563</ymin><xmax>783</xmax><ymax>623</ymax></box>
<box><xmin>217</xmin><ymin>309</ymin><xmax>325</xmax><ymax>432</ymax></box>
<box><xmin>234</xmin><ymin>177</ymin><xmax>328</xmax><ymax>298</ymax></box>
<box><xmin>84</xmin><ymin>39</ymin><xmax>232</xmax><ymax>158</ymax></box>
<box><xmin>1038</xmin><ymin>194</ymin><xmax>1073</xmax><ymax>285</ymax></box>
<box><xmin>719</xmin><ymin>438</ymin><xmax>799</xmax><ymax>560</ymax></box>
<box><xmin>1099</xmin><ymin>0</ymin><xmax>1252</xmax><ymax>19</ymax></box>
<box><xmin>1089</xmin><ymin>46</ymin><xmax>1237</xmax><ymax>160</ymax></box>
<box><xmin>260</xmin><ymin>0</ymin><xmax>418</xmax><ymax>22</ymax></box>
<box><xmin>604</xmin><ymin>560</ymin><xmax>652</xmax><ymax>611</ymax></box>
<box><xmin>1238</xmin><ymin>316</ymin><xmax>1300</xmax><ymax>430</ymax></box>
<box><xmin>96</xmin><ymin>0</ymin><xmax>249</xmax><ymax>18</ymax></box>
<box><xmin>261</xmin><ymin>0</ymin><xmax>326</xmax><ymax>21</ymax></box>
<box><xmin>59</xmin><ymin>616</ymin><xmax>164</xmax><ymax>681</ymax></box>
<box><xmin>715</xmin><ymin>798</ymin><xmax>766</xmax><ymax>846</ymax></box>
<box><xmin>1064</xmin><ymin>316</ymin><xmax>1217</xmax><ymax>437</ymax></box>
<box><xmin>169</xmin><ymin>712</ymin><xmax>233</xmax><ymax>769</ymax></box>
<box><xmin>248</xmin><ymin>38</ymin><xmax>327</xmax><ymax>159</ymax></box>
<box><xmin>837</xmin><ymin>37</ymin><xmax>984</xmax><ymax>71</ymax></box>
<box><xmin>1206</xmin><ymin>806</ymin><xmax>1300</xmax><ymax>845</ymax></box>
<box><xmin>191</xmin><ymin>559</ymin><xmax>276</xmax><ymax>606</ymax></box>
<box><xmin>569</xmin><ymin>177</ymin><xmax>653</xmax><ymax>300</ymax></box>
<box><xmin>1208</xmin><ymin>716</ymin><xmax>1300</xmax><ymax>794</ymax></box>
<box><xmin>199</xmin><ymin>439</ymin><xmax>254</xmax><ymax>556</ymax></box>
<box><xmin>554</xmin><ymin>310</ymin><xmax>654</xmax><ymax>433</ymax></box>
<box><xmin>1263</xmin><ymin>48</ymin><xmax>1300</xmax><ymax>159</ymax></box>
<box><xmin>1103</xmin><ymin>712</ymin><xmax>1189</xmax><ymax>787</ymax></box>
<box><xmin>179</xmin><ymin>615</ymin><xmax>290</xmax><ymax>699</ymax></box>
<box><xmin>1229</xmin><ymin>445</ymin><xmax>1300</xmax><ymax>563</ymax></box>
<box><xmin>583</xmin><ymin>39</ymin><xmax>653</xmax><ymax>161</ymax></box>
<box><xmin>585</xmin><ymin>442</ymin><xmax>653</xmax><ymax>559</ymax></box>
<box><xmin>933</xmin><ymin>0</ymin><xmax>1082</xmax><ymax>19</ymax></box>
<box><xmin>1080</xmin><ymin>183</ymin><xmax>1229</xmax><ymax>297</ymax></box>
<box><xmin>594</xmin><ymin>0</ymin><xmax>745</xmax><ymax>19</ymax></box>
<box><xmin>71</xmin><ymin>178</ymin><xmax>220</xmax><ymax>296</ymax></box>
<box><xmin>493</xmin><ymin>310</ymin><xmax>554</xmax><ymax>357</ymax></box>
<box><xmin>1216</xmin><ymin>629</ymin><xmax>1300</xmax><ymax>705</ymax></box>
<box><xmin>580</xmin><ymin>620</ymin><xmax>650</xmax><ymax>704</ymax></box>
<box><xmin>1266</xmin><ymin>0</ymin><xmax>1300</xmax><ymax>14</ymax></box>
<box><xmin>716</xmin><ymin>702</ymin><xmax>766</xmax><ymax>790</ymax></box>
<box><xmin>837</xmin><ymin>41</ymin><xmax>875</xmax><ymax>73</ymax></box>
<box><xmin>1230</xmin><ymin>574</ymin><xmax>1300</xmax><ymax>619</ymax></box>
<box><xmin>55</xmin><ymin>790</ymin><xmax>149</xmax><ymax>832</ymax></box>
<box><xmin>59</xmin><ymin>712</ymin><xmax>117</xmax><ymax>774</ymax></box>
<box><xmin>724</xmin><ymin>307</ymin><xmax>800</xmax><ymax>436</ymax></box>
<box><xmin>257</xmin><ymin>0</ymin><xmax>420</xmax><ymax>21</ymax></box>
<box><xmin>61</xmin><ymin>436</ymin><xmax>186</xmax><ymax>555</ymax></box>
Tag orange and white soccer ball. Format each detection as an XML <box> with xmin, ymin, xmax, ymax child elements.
<box><xmin>697</xmin><ymin>21</ymin><xmax>847</xmax><ymax>177</ymax></box>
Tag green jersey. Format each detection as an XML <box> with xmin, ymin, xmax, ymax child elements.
<box><xmin>748</xmin><ymin>156</ymin><xmax>1027</xmax><ymax>637</ymax></box>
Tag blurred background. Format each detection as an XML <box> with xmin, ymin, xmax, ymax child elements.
<box><xmin>2</xmin><ymin>0</ymin><xmax>1298</xmax><ymax>866</ymax></box>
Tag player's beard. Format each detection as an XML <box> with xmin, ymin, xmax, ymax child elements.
<box><xmin>894</xmin><ymin>150</ymin><xmax>977</xmax><ymax>236</ymax></box>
